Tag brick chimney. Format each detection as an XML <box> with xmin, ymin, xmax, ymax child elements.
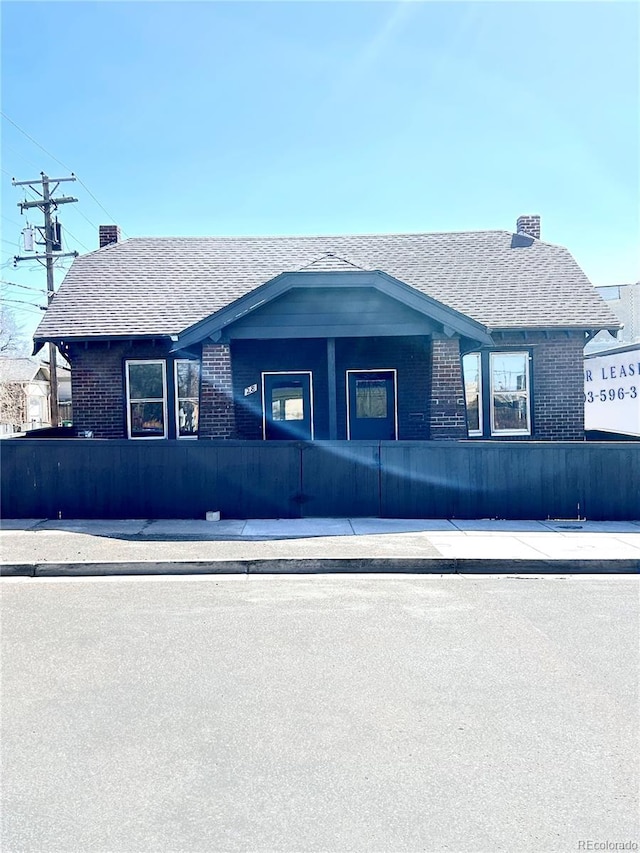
<box><xmin>99</xmin><ymin>224</ymin><xmax>120</xmax><ymax>248</ymax></box>
<box><xmin>516</xmin><ymin>214</ymin><xmax>541</xmax><ymax>240</ymax></box>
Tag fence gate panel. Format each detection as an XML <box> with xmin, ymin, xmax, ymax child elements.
<box><xmin>299</xmin><ymin>441</ymin><xmax>380</xmax><ymax>518</ymax></box>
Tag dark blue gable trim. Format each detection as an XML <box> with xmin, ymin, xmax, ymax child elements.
<box><xmin>171</xmin><ymin>270</ymin><xmax>494</xmax><ymax>352</ymax></box>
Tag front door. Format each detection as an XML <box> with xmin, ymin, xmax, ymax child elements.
<box><xmin>347</xmin><ymin>370</ymin><xmax>397</xmax><ymax>440</ymax></box>
<box><xmin>263</xmin><ymin>372</ymin><xmax>313</xmax><ymax>440</ymax></box>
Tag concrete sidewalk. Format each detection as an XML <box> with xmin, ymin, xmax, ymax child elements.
<box><xmin>1</xmin><ymin>517</ymin><xmax>639</xmax><ymax>576</ymax></box>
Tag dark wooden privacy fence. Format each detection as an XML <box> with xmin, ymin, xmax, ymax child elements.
<box><xmin>2</xmin><ymin>439</ymin><xmax>639</xmax><ymax>520</ymax></box>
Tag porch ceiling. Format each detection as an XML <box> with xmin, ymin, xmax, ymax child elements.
<box><xmin>171</xmin><ymin>270</ymin><xmax>493</xmax><ymax>351</ymax></box>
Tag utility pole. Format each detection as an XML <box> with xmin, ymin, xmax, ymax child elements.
<box><xmin>12</xmin><ymin>173</ymin><xmax>78</xmax><ymax>426</ymax></box>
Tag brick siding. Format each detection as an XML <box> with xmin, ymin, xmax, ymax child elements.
<box><xmin>429</xmin><ymin>335</ymin><xmax>467</xmax><ymax>440</ymax></box>
<box><xmin>199</xmin><ymin>343</ymin><xmax>236</xmax><ymax>439</ymax></box>
<box><xmin>66</xmin><ymin>329</ymin><xmax>586</xmax><ymax>443</ymax></box>
<box><xmin>68</xmin><ymin>340</ymin><xmax>172</xmax><ymax>438</ymax></box>
<box><xmin>493</xmin><ymin>330</ymin><xmax>585</xmax><ymax>440</ymax></box>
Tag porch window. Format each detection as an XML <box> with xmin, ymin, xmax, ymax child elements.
<box><xmin>355</xmin><ymin>379</ymin><xmax>387</xmax><ymax>419</ymax></box>
<box><xmin>271</xmin><ymin>384</ymin><xmax>304</xmax><ymax>421</ymax></box>
<box><xmin>490</xmin><ymin>352</ymin><xmax>531</xmax><ymax>435</ymax></box>
<box><xmin>125</xmin><ymin>360</ymin><xmax>167</xmax><ymax>439</ymax></box>
<box><xmin>262</xmin><ymin>372</ymin><xmax>313</xmax><ymax>440</ymax></box>
<box><xmin>462</xmin><ymin>351</ymin><xmax>532</xmax><ymax>437</ymax></box>
<box><xmin>175</xmin><ymin>360</ymin><xmax>200</xmax><ymax>437</ymax></box>
<box><xmin>462</xmin><ymin>353</ymin><xmax>482</xmax><ymax>436</ymax></box>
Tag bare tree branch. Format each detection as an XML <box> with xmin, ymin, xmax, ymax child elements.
<box><xmin>0</xmin><ymin>305</ymin><xmax>29</xmax><ymax>356</ymax></box>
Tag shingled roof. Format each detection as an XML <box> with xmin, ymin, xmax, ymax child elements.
<box><xmin>0</xmin><ymin>357</ymin><xmax>48</xmax><ymax>383</ymax></box>
<box><xmin>34</xmin><ymin>230</ymin><xmax>621</xmax><ymax>342</ymax></box>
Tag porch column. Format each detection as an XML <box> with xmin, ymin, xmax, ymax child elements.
<box><xmin>199</xmin><ymin>342</ymin><xmax>237</xmax><ymax>439</ymax></box>
<box><xmin>429</xmin><ymin>334</ymin><xmax>467</xmax><ymax>440</ymax></box>
<box><xmin>327</xmin><ymin>337</ymin><xmax>337</xmax><ymax>440</ymax></box>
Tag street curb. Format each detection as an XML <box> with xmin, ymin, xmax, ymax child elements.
<box><xmin>454</xmin><ymin>558</ymin><xmax>639</xmax><ymax>574</ymax></box>
<box><xmin>5</xmin><ymin>558</ymin><xmax>457</xmax><ymax>577</ymax></box>
<box><xmin>1</xmin><ymin>557</ymin><xmax>639</xmax><ymax>577</ymax></box>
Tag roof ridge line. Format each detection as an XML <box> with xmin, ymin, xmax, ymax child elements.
<box><xmin>123</xmin><ymin>229</ymin><xmax>514</xmax><ymax>241</ymax></box>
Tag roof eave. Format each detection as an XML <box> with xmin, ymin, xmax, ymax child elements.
<box><xmin>490</xmin><ymin>323</ymin><xmax>623</xmax><ymax>334</ymax></box>
<box><xmin>32</xmin><ymin>332</ymin><xmax>174</xmax><ymax>356</ymax></box>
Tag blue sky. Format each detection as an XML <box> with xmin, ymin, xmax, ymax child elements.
<box><xmin>1</xmin><ymin>1</ymin><xmax>638</xmax><ymax>341</ymax></box>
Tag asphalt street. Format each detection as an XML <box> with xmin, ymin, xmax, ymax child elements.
<box><xmin>2</xmin><ymin>574</ymin><xmax>639</xmax><ymax>853</ymax></box>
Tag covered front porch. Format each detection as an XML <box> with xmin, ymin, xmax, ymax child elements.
<box><xmin>230</xmin><ymin>334</ymin><xmax>456</xmax><ymax>441</ymax></box>
<box><xmin>171</xmin><ymin>267</ymin><xmax>493</xmax><ymax>441</ymax></box>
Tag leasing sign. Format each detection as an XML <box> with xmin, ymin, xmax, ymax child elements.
<box><xmin>584</xmin><ymin>348</ymin><xmax>640</xmax><ymax>436</ymax></box>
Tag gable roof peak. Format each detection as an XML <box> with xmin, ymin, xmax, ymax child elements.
<box><xmin>298</xmin><ymin>251</ymin><xmax>369</xmax><ymax>272</ymax></box>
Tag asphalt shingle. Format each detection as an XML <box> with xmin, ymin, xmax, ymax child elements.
<box><xmin>0</xmin><ymin>357</ymin><xmax>47</xmax><ymax>383</ymax></box>
<box><xmin>34</xmin><ymin>230</ymin><xmax>621</xmax><ymax>340</ymax></box>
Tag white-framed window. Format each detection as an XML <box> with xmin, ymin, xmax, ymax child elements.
<box><xmin>462</xmin><ymin>352</ymin><xmax>482</xmax><ymax>436</ymax></box>
<box><xmin>462</xmin><ymin>350</ymin><xmax>532</xmax><ymax>437</ymax></box>
<box><xmin>125</xmin><ymin>360</ymin><xmax>167</xmax><ymax>439</ymax></box>
<box><xmin>490</xmin><ymin>351</ymin><xmax>531</xmax><ymax>436</ymax></box>
<box><xmin>174</xmin><ymin>360</ymin><xmax>200</xmax><ymax>438</ymax></box>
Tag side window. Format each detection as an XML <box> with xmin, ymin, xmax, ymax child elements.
<box><xmin>125</xmin><ymin>360</ymin><xmax>167</xmax><ymax>439</ymax></box>
<box><xmin>490</xmin><ymin>351</ymin><xmax>531</xmax><ymax>436</ymax></box>
<box><xmin>175</xmin><ymin>360</ymin><xmax>200</xmax><ymax>438</ymax></box>
<box><xmin>462</xmin><ymin>350</ymin><xmax>532</xmax><ymax>437</ymax></box>
<box><xmin>462</xmin><ymin>352</ymin><xmax>482</xmax><ymax>436</ymax></box>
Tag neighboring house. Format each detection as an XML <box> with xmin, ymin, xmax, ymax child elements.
<box><xmin>585</xmin><ymin>282</ymin><xmax>640</xmax><ymax>354</ymax></box>
<box><xmin>0</xmin><ymin>357</ymin><xmax>71</xmax><ymax>435</ymax></box>
<box><xmin>33</xmin><ymin>216</ymin><xmax>620</xmax><ymax>443</ymax></box>
<box><xmin>583</xmin><ymin>283</ymin><xmax>639</xmax><ymax>438</ymax></box>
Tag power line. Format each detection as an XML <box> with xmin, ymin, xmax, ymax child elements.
<box><xmin>1</xmin><ymin>111</ymin><xmax>129</xmax><ymax>238</ymax></box>
<box><xmin>1</xmin><ymin>111</ymin><xmax>73</xmax><ymax>172</ymax></box>
<box><xmin>0</xmin><ymin>279</ymin><xmax>46</xmax><ymax>294</ymax></box>
<box><xmin>74</xmin><ymin>177</ymin><xmax>129</xmax><ymax>238</ymax></box>
<box><xmin>60</xmin><ymin>223</ymin><xmax>90</xmax><ymax>252</ymax></box>
<box><xmin>1</xmin><ymin>295</ymin><xmax>47</xmax><ymax>310</ymax></box>
<box><xmin>6</xmin><ymin>221</ymin><xmax>90</xmax><ymax>257</ymax></box>
<box><xmin>2</xmin><ymin>142</ymin><xmax>42</xmax><ymax>173</ymax></box>
<box><xmin>11</xmin><ymin>172</ymin><xmax>78</xmax><ymax>424</ymax></box>
<box><xmin>3</xmin><ymin>229</ymin><xmax>86</xmax><ymax>254</ymax></box>
<box><xmin>70</xmin><ymin>206</ymin><xmax>100</xmax><ymax>231</ymax></box>
<box><xmin>0</xmin><ymin>302</ymin><xmax>45</xmax><ymax>318</ymax></box>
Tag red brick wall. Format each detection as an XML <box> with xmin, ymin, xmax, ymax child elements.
<box><xmin>493</xmin><ymin>330</ymin><xmax>585</xmax><ymax>440</ymax></box>
<box><xmin>68</xmin><ymin>341</ymin><xmax>172</xmax><ymax>438</ymax></box>
<box><xmin>429</xmin><ymin>336</ymin><xmax>467</xmax><ymax>440</ymax></box>
<box><xmin>199</xmin><ymin>343</ymin><xmax>236</xmax><ymax>439</ymax></box>
<box><xmin>69</xmin><ymin>340</ymin><xmax>239</xmax><ymax>440</ymax></box>
<box><xmin>66</xmin><ymin>330</ymin><xmax>586</xmax><ymax>442</ymax></box>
